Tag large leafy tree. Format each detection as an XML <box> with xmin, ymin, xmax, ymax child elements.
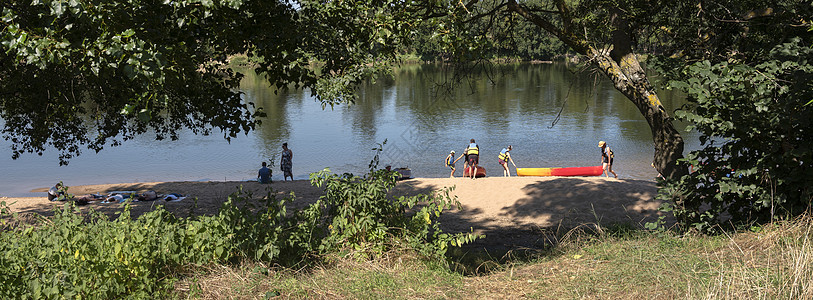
<box><xmin>393</xmin><ymin>0</ymin><xmax>688</xmax><ymax>178</ymax></box>
<box><xmin>649</xmin><ymin>1</ymin><xmax>813</xmax><ymax>230</ymax></box>
<box><xmin>389</xmin><ymin>0</ymin><xmax>812</xmax><ymax>229</ymax></box>
<box><xmin>1</xmin><ymin>0</ymin><xmax>400</xmax><ymax>164</ymax></box>
<box><xmin>407</xmin><ymin>3</ymin><xmax>568</xmax><ymax>61</ymax></box>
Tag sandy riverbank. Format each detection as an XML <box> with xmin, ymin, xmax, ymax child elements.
<box><xmin>2</xmin><ymin>176</ymin><xmax>667</xmax><ymax>248</ymax></box>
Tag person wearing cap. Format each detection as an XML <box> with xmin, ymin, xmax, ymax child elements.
<box><xmin>444</xmin><ymin>150</ymin><xmax>457</xmax><ymax>178</ymax></box>
<box><xmin>598</xmin><ymin>141</ymin><xmax>618</xmax><ymax>178</ymax></box>
<box><xmin>498</xmin><ymin>145</ymin><xmax>517</xmax><ymax>177</ymax></box>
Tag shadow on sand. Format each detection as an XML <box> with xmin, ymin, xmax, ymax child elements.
<box><xmin>10</xmin><ymin>177</ymin><xmax>671</xmax><ymax>258</ymax></box>
<box><xmin>394</xmin><ymin>177</ymin><xmax>671</xmax><ymax>251</ymax></box>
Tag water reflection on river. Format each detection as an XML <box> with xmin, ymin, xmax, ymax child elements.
<box><xmin>0</xmin><ymin>63</ymin><xmax>698</xmax><ymax>197</ymax></box>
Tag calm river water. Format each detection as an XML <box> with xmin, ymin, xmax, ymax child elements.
<box><xmin>1</xmin><ymin>63</ymin><xmax>699</xmax><ymax>197</ymax></box>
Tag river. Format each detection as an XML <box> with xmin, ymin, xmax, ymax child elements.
<box><xmin>0</xmin><ymin>63</ymin><xmax>699</xmax><ymax>197</ymax></box>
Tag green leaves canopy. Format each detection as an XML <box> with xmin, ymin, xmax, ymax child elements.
<box><xmin>0</xmin><ymin>0</ymin><xmax>402</xmax><ymax>164</ymax></box>
<box><xmin>650</xmin><ymin>1</ymin><xmax>813</xmax><ymax>230</ymax></box>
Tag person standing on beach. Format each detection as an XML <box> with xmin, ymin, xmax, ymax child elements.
<box><xmin>598</xmin><ymin>141</ymin><xmax>618</xmax><ymax>178</ymax></box>
<box><xmin>258</xmin><ymin>162</ymin><xmax>272</xmax><ymax>183</ymax></box>
<box><xmin>445</xmin><ymin>150</ymin><xmax>457</xmax><ymax>178</ymax></box>
<box><xmin>280</xmin><ymin>143</ymin><xmax>293</xmax><ymax>181</ymax></box>
<box><xmin>499</xmin><ymin>145</ymin><xmax>517</xmax><ymax>177</ymax></box>
<box><xmin>465</xmin><ymin>139</ymin><xmax>480</xmax><ymax>179</ymax></box>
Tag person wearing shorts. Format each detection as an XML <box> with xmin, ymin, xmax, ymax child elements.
<box><xmin>598</xmin><ymin>141</ymin><xmax>618</xmax><ymax>178</ymax></box>
<box><xmin>498</xmin><ymin>145</ymin><xmax>517</xmax><ymax>177</ymax></box>
<box><xmin>465</xmin><ymin>139</ymin><xmax>480</xmax><ymax>179</ymax></box>
<box><xmin>445</xmin><ymin>150</ymin><xmax>457</xmax><ymax>178</ymax></box>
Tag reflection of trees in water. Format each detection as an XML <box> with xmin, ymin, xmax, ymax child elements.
<box><xmin>233</xmin><ymin>64</ymin><xmax>691</xmax><ymax>176</ymax></box>
<box><xmin>240</xmin><ymin>70</ymin><xmax>291</xmax><ymax>159</ymax></box>
<box><xmin>343</xmin><ymin>79</ymin><xmax>388</xmax><ymax>141</ymax></box>
<box><xmin>387</xmin><ymin>63</ymin><xmax>690</xmax><ymax>165</ymax></box>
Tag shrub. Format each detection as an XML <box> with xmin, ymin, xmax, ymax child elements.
<box><xmin>0</xmin><ymin>166</ymin><xmax>479</xmax><ymax>297</ymax></box>
<box><xmin>306</xmin><ymin>168</ymin><xmax>481</xmax><ymax>258</ymax></box>
<box><xmin>656</xmin><ymin>38</ymin><xmax>813</xmax><ymax>232</ymax></box>
<box><xmin>0</xmin><ymin>189</ymin><xmax>291</xmax><ymax>298</ymax></box>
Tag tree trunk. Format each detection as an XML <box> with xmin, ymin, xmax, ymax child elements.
<box><xmin>507</xmin><ymin>1</ymin><xmax>688</xmax><ymax>178</ymax></box>
<box><xmin>589</xmin><ymin>47</ymin><xmax>687</xmax><ymax>178</ymax></box>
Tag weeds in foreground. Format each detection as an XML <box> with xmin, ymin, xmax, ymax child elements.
<box><xmin>692</xmin><ymin>215</ymin><xmax>813</xmax><ymax>299</ymax></box>
<box><xmin>182</xmin><ymin>214</ymin><xmax>813</xmax><ymax>299</ymax></box>
<box><xmin>0</xmin><ymin>166</ymin><xmax>479</xmax><ymax>298</ymax></box>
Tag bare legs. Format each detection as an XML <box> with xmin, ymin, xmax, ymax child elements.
<box><xmin>603</xmin><ymin>163</ymin><xmax>618</xmax><ymax>178</ymax></box>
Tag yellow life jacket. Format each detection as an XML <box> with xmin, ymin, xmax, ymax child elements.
<box><xmin>498</xmin><ymin>152</ymin><xmax>509</xmax><ymax>162</ymax></box>
<box><xmin>466</xmin><ymin>143</ymin><xmax>479</xmax><ymax>155</ymax></box>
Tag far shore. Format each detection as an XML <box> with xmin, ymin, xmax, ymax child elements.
<box><xmin>3</xmin><ymin>176</ymin><xmax>667</xmax><ymax>248</ymax></box>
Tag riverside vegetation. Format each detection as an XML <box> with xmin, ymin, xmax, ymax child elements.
<box><xmin>1</xmin><ymin>144</ymin><xmax>811</xmax><ymax>298</ymax></box>
<box><xmin>192</xmin><ymin>215</ymin><xmax>813</xmax><ymax>299</ymax></box>
<box><xmin>2</xmin><ymin>180</ymin><xmax>812</xmax><ymax>298</ymax></box>
<box><xmin>0</xmin><ymin>145</ymin><xmax>482</xmax><ymax>298</ymax></box>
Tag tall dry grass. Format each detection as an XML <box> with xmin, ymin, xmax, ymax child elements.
<box><xmin>170</xmin><ymin>215</ymin><xmax>813</xmax><ymax>299</ymax></box>
<box><xmin>695</xmin><ymin>214</ymin><xmax>813</xmax><ymax>299</ymax></box>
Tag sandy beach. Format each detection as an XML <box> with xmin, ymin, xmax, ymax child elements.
<box><xmin>2</xmin><ymin>176</ymin><xmax>667</xmax><ymax>249</ymax></box>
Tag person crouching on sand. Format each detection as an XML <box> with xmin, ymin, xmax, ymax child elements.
<box><xmin>258</xmin><ymin>161</ymin><xmax>272</xmax><ymax>183</ymax></box>
<box><xmin>445</xmin><ymin>150</ymin><xmax>457</xmax><ymax>178</ymax></box>
<box><xmin>499</xmin><ymin>145</ymin><xmax>517</xmax><ymax>177</ymax></box>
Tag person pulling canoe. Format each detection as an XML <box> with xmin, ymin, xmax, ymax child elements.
<box><xmin>598</xmin><ymin>141</ymin><xmax>618</xmax><ymax>178</ymax></box>
<box><xmin>499</xmin><ymin>145</ymin><xmax>517</xmax><ymax>177</ymax></box>
<box><xmin>445</xmin><ymin>150</ymin><xmax>457</xmax><ymax>178</ymax></box>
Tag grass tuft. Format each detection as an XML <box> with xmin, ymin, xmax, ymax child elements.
<box><xmin>174</xmin><ymin>215</ymin><xmax>813</xmax><ymax>299</ymax></box>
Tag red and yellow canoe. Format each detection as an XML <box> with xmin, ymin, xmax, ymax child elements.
<box><xmin>463</xmin><ymin>166</ymin><xmax>487</xmax><ymax>178</ymax></box>
<box><xmin>516</xmin><ymin>166</ymin><xmax>603</xmax><ymax>177</ymax></box>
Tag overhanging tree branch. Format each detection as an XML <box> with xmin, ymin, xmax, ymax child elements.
<box><xmin>464</xmin><ymin>2</ymin><xmax>508</xmax><ymax>24</ymax></box>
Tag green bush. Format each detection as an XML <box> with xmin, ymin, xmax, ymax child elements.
<box><xmin>656</xmin><ymin>38</ymin><xmax>813</xmax><ymax>232</ymax></box>
<box><xmin>0</xmin><ymin>165</ymin><xmax>479</xmax><ymax>297</ymax></box>
<box><xmin>0</xmin><ymin>189</ymin><xmax>291</xmax><ymax>298</ymax></box>
<box><xmin>307</xmin><ymin>168</ymin><xmax>481</xmax><ymax>258</ymax></box>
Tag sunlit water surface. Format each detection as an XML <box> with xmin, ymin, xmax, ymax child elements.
<box><xmin>1</xmin><ymin>63</ymin><xmax>700</xmax><ymax>197</ymax></box>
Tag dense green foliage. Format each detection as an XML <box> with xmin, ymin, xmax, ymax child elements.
<box><xmin>0</xmin><ymin>0</ymin><xmax>401</xmax><ymax>163</ymax></box>
<box><xmin>651</xmin><ymin>1</ymin><xmax>813</xmax><ymax>231</ymax></box>
<box><xmin>406</xmin><ymin>4</ymin><xmax>568</xmax><ymax>62</ymax></box>
<box><xmin>0</xmin><ymin>192</ymin><xmax>290</xmax><ymax>298</ymax></box>
<box><xmin>0</xmin><ymin>167</ymin><xmax>478</xmax><ymax>298</ymax></box>
<box><xmin>2</xmin><ymin>0</ymin><xmax>265</xmax><ymax>163</ymax></box>
<box><xmin>308</xmin><ymin>169</ymin><xmax>480</xmax><ymax>258</ymax></box>
<box><xmin>501</xmin><ymin>20</ymin><xmax>569</xmax><ymax>61</ymax></box>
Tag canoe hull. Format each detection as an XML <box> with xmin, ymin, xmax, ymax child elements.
<box><xmin>516</xmin><ymin>166</ymin><xmax>603</xmax><ymax>177</ymax></box>
<box><xmin>463</xmin><ymin>166</ymin><xmax>487</xmax><ymax>178</ymax></box>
